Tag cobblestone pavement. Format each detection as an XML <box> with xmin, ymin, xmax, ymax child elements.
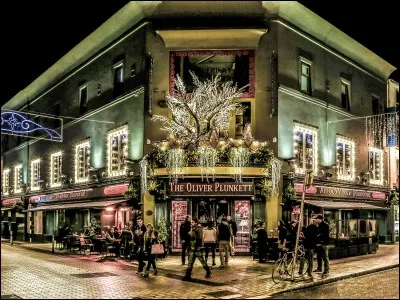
<box><xmin>1</xmin><ymin>241</ymin><xmax>399</xmax><ymax>299</ymax></box>
<box><xmin>270</xmin><ymin>268</ymin><xmax>399</xmax><ymax>299</ymax></box>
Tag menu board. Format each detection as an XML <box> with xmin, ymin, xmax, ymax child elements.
<box><xmin>234</xmin><ymin>200</ymin><xmax>251</xmax><ymax>252</ymax></box>
<box><xmin>172</xmin><ymin>201</ymin><xmax>188</xmax><ymax>252</ymax></box>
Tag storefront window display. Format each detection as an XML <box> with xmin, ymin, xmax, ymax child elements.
<box><xmin>234</xmin><ymin>200</ymin><xmax>251</xmax><ymax>252</ymax></box>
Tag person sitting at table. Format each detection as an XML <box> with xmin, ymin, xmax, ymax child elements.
<box><xmin>83</xmin><ymin>225</ymin><xmax>90</xmax><ymax>237</ymax></box>
<box><xmin>113</xmin><ymin>226</ymin><xmax>121</xmax><ymax>239</ymax></box>
<box><xmin>105</xmin><ymin>227</ymin><xmax>121</xmax><ymax>257</ymax></box>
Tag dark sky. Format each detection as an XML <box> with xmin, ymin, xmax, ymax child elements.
<box><xmin>1</xmin><ymin>1</ymin><xmax>399</xmax><ymax>107</ymax></box>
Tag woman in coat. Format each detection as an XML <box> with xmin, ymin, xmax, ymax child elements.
<box><xmin>143</xmin><ymin>223</ymin><xmax>159</xmax><ymax>277</ymax></box>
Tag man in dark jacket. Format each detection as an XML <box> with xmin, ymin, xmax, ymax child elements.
<box><xmin>183</xmin><ymin>218</ymin><xmax>211</xmax><ymax>281</ymax></box>
<box><xmin>227</xmin><ymin>215</ymin><xmax>237</xmax><ymax>256</ymax></box>
<box><xmin>133</xmin><ymin>217</ymin><xmax>147</xmax><ymax>274</ymax></box>
<box><xmin>300</xmin><ymin>218</ymin><xmax>318</xmax><ymax>276</ymax></box>
<box><xmin>256</xmin><ymin>222</ymin><xmax>268</xmax><ymax>263</ymax></box>
<box><xmin>314</xmin><ymin>215</ymin><xmax>330</xmax><ymax>275</ymax></box>
<box><xmin>180</xmin><ymin>215</ymin><xmax>192</xmax><ymax>265</ymax></box>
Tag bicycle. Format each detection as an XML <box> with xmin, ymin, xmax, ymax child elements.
<box><xmin>272</xmin><ymin>244</ymin><xmax>308</xmax><ymax>283</ymax></box>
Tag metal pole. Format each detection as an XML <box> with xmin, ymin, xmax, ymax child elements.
<box><xmin>52</xmin><ymin>232</ymin><xmax>55</xmax><ymax>254</ymax></box>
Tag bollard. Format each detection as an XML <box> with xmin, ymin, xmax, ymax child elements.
<box><xmin>52</xmin><ymin>234</ymin><xmax>55</xmax><ymax>254</ymax></box>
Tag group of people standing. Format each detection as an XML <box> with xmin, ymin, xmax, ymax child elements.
<box><xmin>179</xmin><ymin>215</ymin><xmax>238</xmax><ymax>281</ymax></box>
<box><xmin>277</xmin><ymin>214</ymin><xmax>330</xmax><ymax>277</ymax></box>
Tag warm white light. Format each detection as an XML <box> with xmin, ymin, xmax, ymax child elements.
<box><xmin>105</xmin><ymin>206</ymin><xmax>115</xmax><ymax>211</ymax></box>
<box><xmin>50</xmin><ymin>151</ymin><xmax>63</xmax><ymax>188</ymax></box>
<box><xmin>107</xmin><ymin>125</ymin><xmax>128</xmax><ymax>177</ymax></box>
<box><xmin>293</xmin><ymin>124</ymin><xmax>318</xmax><ymax>175</ymax></box>
<box><xmin>75</xmin><ymin>140</ymin><xmax>91</xmax><ymax>183</ymax></box>
<box><xmin>336</xmin><ymin>137</ymin><xmax>355</xmax><ymax>181</ymax></box>
<box><xmin>3</xmin><ymin>169</ymin><xmax>10</xmax><ymax>195</ymax></box>
<box><xmin>369</xmin><ymin>147</ymin><xmax>383</xmax><ymax>185</ymax></box>
<box><xmin>14</xmin><ymin>164</ymin><xmax>23</xmax><ymax>193</ymax></box>
<box><xmin>31</xmin><ymin>159</ymin><xmax>41</xmax><ymax>191</ymax></box>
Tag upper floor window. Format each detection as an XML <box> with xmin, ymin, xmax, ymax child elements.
<box><xmin>79</xmin><ymin>85</ymin><xmax>88</xmax><ymax>115</ymax></box>
<box><xmin>341</xmin><ymin>80</ymin><xmax>351</xmax><ymax>111</ymax></box>
<box><xmin>234</xmin><ymin>102</ymin><xmax>252</xmax><ymax>138</ymax></box>
<box><xmin>107</xmin><ymin>126</ymin><xmax>128</xmax><ymax>177</ymax></box>
<box><xmin>50</xmin><ymin>151</ymin><xmax>62</xmax><ymax>187</ymax></box>
<box><xmin>31</xmin><ymin>159</ymin><xmax>41</xmax><ymax>191</ymax></box>
<box><xmin>293</xmin><ymin>123</ymin><xmax>318</xmax><ymax>175</ymax></box>
<box><xmin>75</xmin><ymin>140</ymin><xmax>91</xmax><ymax>183</ymax></box>
<box><xmin>336</xmin><ymin>137</ymin><xmax>355</xmax><ymax>181</ymax></box>
<box><xmin>170</xmin><ymin>50</ymin><xmax>255</xmax><ymax>97</ymax></box>
<box><xmin>2</xmin><ymin>169</ymin><xmax>10</xmax><ymax>195</ymax></box>
<box><xmin>369</xmin><ymin>147</ymin><xmax>383</xmax><ymax>185</ymax></box>
<box><xmin>113</xmin><ymin>61</ymin><xmax>125</xmax><ymax>98</ymax></box>
<box><xmin>14</xmin><ymin>164</ymin><xmax>23</xmax><ymax>193</ymax></box>
<box><xmin>372</xmin><ymin>96</ymin><xmax>380</xmax><ymax>115</ymax></box>
<box><xmin>299</xmin><ymin>59</ymin><xmax>312</xmax><ymax>95</ymax></box>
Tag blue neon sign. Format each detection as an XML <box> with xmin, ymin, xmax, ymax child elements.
<box><xmin>1</xmin><ymin>110</ymin><xmax>62</xmax><ymax>141</ymax></box>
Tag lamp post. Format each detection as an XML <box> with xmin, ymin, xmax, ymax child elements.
<box><xmin>291</xmin><ymin>169</ymin><xmax>313</xmax><ymax>281</ymax></box>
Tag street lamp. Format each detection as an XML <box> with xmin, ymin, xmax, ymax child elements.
<box><xmin>291</xmin><ymin>169</ymin><xmax>313</xmax><ymax>281</ymax></box>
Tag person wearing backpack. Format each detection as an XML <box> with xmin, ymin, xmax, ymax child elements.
<box><xmin>203</xmin><ymin>220</ymin><xmax>217</xmax><ymax>266</ymax></box>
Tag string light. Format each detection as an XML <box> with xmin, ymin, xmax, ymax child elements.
<box><xmin>14</xmin><ymin>164</ymin><xmax>23</xmax><ymax>193</ymax></box>
<box><xmin>293</xmin><ymin>123</ymin><xmax>318</xmax><ymax>175</ymax></box>
<box><xmin>75</xmin><ymin>140</ymin><xmax>91</xmax><ymax>183</ymax></box>
<box><xmin>166</xmin><ymin>149</ymin><xmax>187</xmax><ymax>183</ymax></box>
<box><xmin>271</xmin><ymin>157</ymin><xmax>282</xmax><ymax>196</ymax></box>
<box><xmin>107</xmin><ymin>125</ymin><xmax>128</xmax><ymax>177</ymax></box>
<box><xmin>140</xmin><ymin>159</ymin><xmax>148</xmax><ymax>194</ymax></box>
<box><xmin>229</xmin><ymin>148</ymin><xmax>250</xmax><ymax>182</ymax></box>
<box><xmin>50</xmin><ymin>151</ymin><xmax>62</xmax><ymax>187</ymax></box>
<box><xmin>197</xmin><ymin>147</ymin><xmax>218</xmax><ymax>182</ymax></box>
<box><xmin>31</xmin><ymin>159</ymin><xmax>41</xmax><ymax>191</ymax></box>
<box><xmin>369</xmin><ymin>146</ymin><xmax>383</xmax><ymax>186</ymax></box>
<box><xmin>336</xmin><ymin>137</ymin><xmax>355</xmax><ymax>181</ymax></box>
<box><xmin>3</xmin><ymin>169</ymin><xmax>10</xmax><ymax>195</ymax></box>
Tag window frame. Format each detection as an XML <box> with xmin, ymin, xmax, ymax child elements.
<box><xmin>340</xmin><ymin>78</ymin><xmax>351</xmax><ymax>111</ymax></box>
<box><xmin>75</xmin><ymin>139</ymin><xmax>91</xmax><ymax>183</ymax></box>
<box><xmin>31</xmin><ymin>159</ymin><xmax>41</xmax><ymax>191</ymax></box>
<box><xmin>107</xmin><ymin>125</ymin><xmax>128</xmax><ymax>178</ymax></box>
<box><xmin>299</xmin><ymin>57</ymin><xmax>313</xmax><ymax>95</ymax></box>
<box><xmin>369</xmin><ymin>147</ymin><xmax>383</xmax><ymax>185</ymax></box>
<box><xmin>50</xmin><ymin>151</ymin><xmax>63</xmax><ymax>188</ymax></box>
<box><xmin>293</xmin><ymin>123</ymin><xmax>319</xmax><ymax>175</ymax></box>
<box><xmin>113</xmin><ymin>61</ymin><xmax>125</xmax><ymax>84</ymax></box>
<box><xmin>2</xmin><ymin>169</ymin><xmax>10</xmax><ymax>195</ymax></box>
<box><xmin>14</xmin><ymin>164</ymin><xmax>23</xmax><ymax>194</ymax></box>
<box><xmin>79</xmin><ymin>84</ymin><xmax>88</xmax><ymax>115</ymax></box>
<box><xmin>336</xmin><ymin>136</ymin><xmax>355</xmax><ymax>181</ymax></box>
<box><xmin>230</xmin><ymin>98</ymin><xmax>255</xmax><ymax>138</ymax></box>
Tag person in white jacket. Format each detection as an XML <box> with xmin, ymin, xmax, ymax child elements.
<box><xmin>203</xmin><ymin>221</ymin><xmax>217</xmax><ymax>266</ymax></box>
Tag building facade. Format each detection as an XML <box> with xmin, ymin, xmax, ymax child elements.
<box><xmin>1</xmin><ymin>2</ymin><xmax>397</xmax><ymax>251</ymax></box>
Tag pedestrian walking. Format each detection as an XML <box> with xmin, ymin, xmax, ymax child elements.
<box><xmin>203</xmin><ymin>220</ymin><xmax>217</xmax><ymax>266</ymax></box>
<box><xmin>133</xmin><ymin>217</ymin><xmax>147</xmax><ymax>274</ymax></box>
<box><xmin>183</xmin><ymin>218</ymin><xmax>211</xmax><ymax>281</ymax></box>
<box><xmin>180</xmin><ymin>215</ymin><xmax>192</xmax><ymax>265</ymax></box>
<box><xmin>277</xmin><ymin>220</ymin><xmax>287</xmax><ymax>259</ymax></box>
<box><xmin>227</xmin><ymin>215</ymin><xmax>237</xmax><ymax>256</ymax></box>
<box><xmin>143</xmin><ymin>223</ymin><xmax>158</xmax><ymax>277</ymax></box>
<box><xmin>299</xmin><ymin>218</ymin><xmax>318</xmax><ymax>277</ymax></box>
<box><xmin>314</xmin><ymin>214</ymin><xmax>330</xmax><ymax>276</ymax></box>
<box><xmin>217</xmin><ymin>217</ymin><xmax>233</xmax><ymax>268</ymax></box>
<box><xmin>256</xmin><ymin>221</ymin><xmax>268</xmax><ymax>263</ymax></box>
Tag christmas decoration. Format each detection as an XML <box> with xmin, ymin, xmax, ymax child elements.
<box><xmin>229</xmin><ymin>148</ymin><xmax>250</xmax><ymax>182</ymax></box>
<box><xmin>271</xmin><ymin>157</ymin><xmax>283</xmax><ymax>196</ymax></box>
<box><xmin>197</xmin><ymin>147</ymin><xmax>218</xmax><ymax>182</ymax></box>
<box><xmin>156</xmin><ymin>218</ymin><xmax>168</xmax><ymax>242</ymax></box>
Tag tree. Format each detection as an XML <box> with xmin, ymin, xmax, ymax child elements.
<box><xmin>152</xmin><ymin>71</ymin><xmax>248</xmax><ymax>148</ymax></box>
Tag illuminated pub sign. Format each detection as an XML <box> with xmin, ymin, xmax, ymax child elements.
<box><xmin>168</xmin><ymin>182</ymin><xmax>254</xmax><ymax>196</ymax></box>
<box><xmin>1</xmin><ymin>198</ymin><xmax>19</xmax><ymax>207</ymax></box>
<box><xmin>294</xmin><ymin>184</ymin><xmax>387</xmax><ymax>200</ymax></box>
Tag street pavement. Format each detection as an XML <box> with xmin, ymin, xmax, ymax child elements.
<box><xmin>270</xmin><ymin>268</ymin><xmax>399</xmax><ymax>299</ymax></box>
<box><xmin>1</xmin><ymin>240</ymin><xmax>399</xmax><ymax>299</ymax></box>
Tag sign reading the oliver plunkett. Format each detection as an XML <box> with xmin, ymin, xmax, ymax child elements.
<box><xmin>168</xmin><ymin>182</ymin><xmax>254</xmax><ymax>196</ymax></box>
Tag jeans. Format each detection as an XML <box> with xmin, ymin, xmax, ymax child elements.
<box><xmin>186</xmin><ymin>250</ymin><xmax>210</xmax><ymax>278</ymax></box>
<box><xmin>299</xmin><ymin>248</ymin><xmax>314</xmax><ymax>275</ymax></box>
<box><xmin>181</xmin><ymin>241</ymin><xmax>189</xmax><ymax>264</ymax></box>
<box><xmin>204</xmin><ymin>243</ymin><xmax>216</xmax><ymax>263</ymax></box>
<box><xmin>219</xmin><ymin>240</ymin><xmax>230</xmax><ymax>266</ymax></box>
<box><xmin>316</xmin><ymin>245</ymin><xmax>330</xmax><ymax>272</ymax></box>
<box><xmin>145</xmin><ymin>254</ymin><xmax>157</xmax><ymax>271</ymax></box>
<box><xmin>137</xmin><ymin>249</ymin><xmax>146</xmax><ymax>272</ymax></box>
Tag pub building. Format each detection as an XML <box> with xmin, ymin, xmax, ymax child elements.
<box><xmin>283</xmin><ymin>175</ymin><xmax>389</xmax><ymax>258</ymax></box>
<box><xmin>26</xmin><ymin>183</ymin><xmax>134</xmax><ymax>242</ymax></box>
<box><xmin>1</xmin><ymin>197</ymin><xmax>26</xmax><ymax>242</ymax></box>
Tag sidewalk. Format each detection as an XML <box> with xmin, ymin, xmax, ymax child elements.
<box><xmin>2</xmin><ymin>239</ymin><xmax>398</xmax><ymax>298</ymax></box>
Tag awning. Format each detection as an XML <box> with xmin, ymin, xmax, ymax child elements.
<box><xmin>302</xmin><ymin>200</ymin><xmax>387</xmax><ymax>210</ymax></box>
<box><xmin>1</xmin><ymin>206</ymin><xmax>15</xmax><ymax>211</ymax></box>
<box><xmin>28</xmin><ymin>199</ymin><xmax>126</xmax><ymax>212</ymax></box>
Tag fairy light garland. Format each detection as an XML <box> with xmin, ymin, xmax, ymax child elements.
<box><xmin>3</xmin><ymin>169</ymin><xmax>10</xmax><ymax>195</ymax></box>
<box><xmin>166</xmin><ymin>149</ymin><xmax>187</xmax><ymax>183</ymax></box>
<box><xmin>271</xmin><ymin>157</ymin><xmax>282</xmax><ymax>196</ymax></box>
<box><xmin>31</xmin><ymin>159</ymin><xmax>41</xmax><ymax>191</ymax></box>
<box><xmin>50</xmin><ymin>151</ymin><xmax>62</xmax><ymax>187</ymax></box>
<box><xmin>140</xmin><ymin>159</ymin><xmax>148</xmax><ymax>194</ymax></box>
<box><xmin>107</xmin><ymin>126</ymin><xmax>128</xmax><ymax>177</ymax></box>
<box><xmin>75</xmin><ymin>140</ymin><xmax>91</xmax><ymax>183</ymax></box>
<box><xmin>197</xmin><ymin>147</ymin><xmax>218</xmax><ymax>182</ymax></box>
<box><xmin>293</xmin><ymin>123</ymin><xmax>318</xmax><ymax>175</ymax></box>
<box><xmin>229</xmin><ymin>148</ymin><xmax>250</xmax><ymax>182</ymax></box>
<box><xmin>14</xmin><ymin>164</ymin><xmax>23</xmax><ymax>193</ymax></box>
<box><xmin>369</xmin><ymin>146</ymin><xmax>383</xmax><ymax>185</ymax></box>
<box><xmin>336</xmin><ymin>137</ymin><xmax>355</xmax><ymax>181</ymax></box>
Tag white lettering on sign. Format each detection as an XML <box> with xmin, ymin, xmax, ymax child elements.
<box><xmin>50</xmin><ymin>189</ymin><xmax>92</xmax><ymax>201</ymax></box>
<box><xmin>294</xmin><ymin>184</ymin><xmax>386</xmax><ymax>200</ymax></box>
<box><xmin>168</xmin><ymin>182</ymin><xmax>253</xmax><ymax>195</ymax></box>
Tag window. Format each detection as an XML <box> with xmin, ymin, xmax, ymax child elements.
<box><xmin>234</xmin><ymin>102</ymin><xmax>252</xmax><ymax>137</ymax></box>
<box><xmin>369</xmin><ymin>147</ymin><xmax>383</xmax><ymax>185</ymax></box>
<box><xmin>300</xmin><ymin>60</ymin><xmax>312</xmax><ymax>95</ymax></box>
<box><xmin>293</xmin><ymin>123</ymin><xmax>318</xmax><ymax>175</ymax></box>
<box><xmin>50</xmin><ymin>151</ymin><xmax>62</xmax><ymax>187</ymax></box>
<box><xmin>113</xmin><ymin>62</ymin><xmax>125</xmax><ymax>98</ymax></box>
<box><xmin>75</xmin><ymin>140</ymin><xmax>91</xmax><ymax>183</ymax></box>
<box><xmin>79</xmin><ymin>85</ymin><xmax>88</xmax><ymax>115</ymax></box>
<box><xmin>2</xmin><ymin>169</ymin><xmax>10</xmax><ymax>195</ymax></box>
<box><xmin>341</xmin><ymin>80</ymin><xmax>351</xmax><ymax>111</ymax></box>
<box><xmin>31</xmin><ymin>159</ymin><xmax>41</xmax><ymax>191</ymax></box>
<box><xmin>336</xmin><ymin>137</ymin><xmax>355</xmax><ymax>181</ymax></box>
<box><xmin>372</xmin><ymin>96</ymin><xmax>379</xmax><ymax>115</ymax></box>
<box><xmin>107</xmin><ymin>126</ymin><xmax>128</xmax><ymax>177</ymax></box>
<box><xmin>170</xmin><ymin>50</ymin><xmax>255</xmax><ymax>97</ymax></box>
<box><xmin>131</xmin><ymin>64</ymin><xmax>136</xmax><ymax>78</ymax></box>
<box><xmin>14</xmin><ymin>164</ymin><xmax>23</xmax><ymax>193</ymax></box>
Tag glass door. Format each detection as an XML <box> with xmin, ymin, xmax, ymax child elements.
<box><xmin>234</xmin><ymin>200</ymin><xmax>251</xmax><ymax>252</ymax></box>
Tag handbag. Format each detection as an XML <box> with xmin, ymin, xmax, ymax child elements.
<box><xmin>151</xmin><ymin>243</ymin><xmax>164</xmax><ymax>255</ymax></box>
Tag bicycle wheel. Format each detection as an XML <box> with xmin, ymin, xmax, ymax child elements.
<box><xmin>272</xmin><ymin>258</ymin><xmax>285</xmax><ymax>283</ymax></box>
<box><xmin>287</xmin><ymin>257</ymin><xmax>308</xmax><ymax>277</ymax></box>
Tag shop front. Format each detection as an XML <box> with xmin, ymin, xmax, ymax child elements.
<box><xmin>1</xmin><ymin>197</ymin><xmax>27</xmax><ymax>242</ymax></box>
<box><xmin>27</xmin><ymin>183</ymin><xmax>134</xmax><ymax>242</ymax></box>
<box><xmin>153</xmin><ymin>179</ymin><xmax>266</xmax><ymax>255</ymax></box>
<box><xmin>284</xmin><ymin>176</ymin><xmax>389</xmax><ymax>258</ymax></box>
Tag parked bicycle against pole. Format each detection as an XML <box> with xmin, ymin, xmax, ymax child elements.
<box><xmin>272</xmin><ymin>244</ymin><xmax>308</xmax><ymax>283</ymax></box>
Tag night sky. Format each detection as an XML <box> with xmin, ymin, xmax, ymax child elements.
<box><xmin>2</xmin><ymin>1</ymin><xmax>399</xmax><ymax>107</ymax></box>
